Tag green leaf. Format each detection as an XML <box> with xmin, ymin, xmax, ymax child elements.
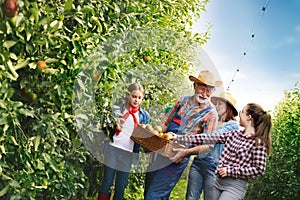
<box><xmin>7</xmin><ymin>60</ymin><xmax>18</xmax><ymax>81</ymax></box>
<box><xmin>64</xmin><ymin>0</ymin><xmax>73</xmax><ymax>11</ymax></box>
<box><xmin>45</xmin><ymin>58</ymin><xmax>59</xmax><ymax>63</ymax></box>
<box><xmin>3</xmin><ymin>41</ymin><xmax>17</xmax><ymax>49</ymax></box>
<box><xmin>30</xmin><ymin>2</ymin><xmax>39</xmax><ymax>23</ymax></box>
<box><xmin>42</xmin><ymin>153</ymin><xmax>51</xmax><ymax>163</ymax></box>
<box><xmin>113</xmin><ymin>2</ymin><xmax>120</xmax><ymax>14</ymax></box>
<box><xmin>73</xmin><ymin>138</ymin><xmax>82</xmax><ymax>148</ymax></box>
<box><xmin>16</xmin><ymin>13</ymin><xmax>24</xmax><ymax>28</ymax></box>
<box><xmin>11</xmin><ymin>101</ymin><xmax>23</xmax><ymax>109</ymax></box>
<box><xmin>10</xmin><ymin>136</ymin><xmax>18</xmax><ymax>146</ymax></box>
<box><xmin>5</xmin><ymin>88</ymin><xmax>14</xmax><ymax>99</ymax></box>
<box><xmin>0</xmin><ymin>185</ymin><xmax>9</xmax><ymax>197</ymax></box>
<box><xmin>5</xmin><ymin>21</ymin><xmax>12</xmax><ymax>34</ymax></box>
<box><xmin>1</xmin><ymin>174</ymin><xmax>12</xmax><ymax>181</ymax></box>
<box><xmin>0</xmin><ymin>145</ymin><xmax>6</xmax><ymax>154</ymax></box>
<box><xmin>18</xmin><ymin>108</ymin><xmax>35</xmax><ymax>118</ymax></box>
<box><xmin>34</xmin><ymin>135</ymin><xmax>41</xmax><ymax>152</ymax></box>
<box><xmin>9</xmin><ymin>179</ymin><xmax>20</xmax><ymax>188</ymax></box>
<box><xmin>90</xmin><ymin>16</ymin><xmax>102</xmax><ymax>32</ymax></box>
<box><xmin>36</xmin><ymin>159</ymin><xmax>45</xmax><ymax>170</ymax></box>
<box><xmin>14</xmin><ymin>58</ymin><xmax>30</xmax><ymax>70</ymax></box>
<box><xmin>81</xmin><ymin>6</ymin><xmax>95</xmax><ymax>14</ymax></box>
<box><xmin>50</xmin><ymin>20</ymin><xmax>63</xmax><ymax>32</ymax></box>
<box><xmin>0</xmin><ymin>100</ymin><xmax>7</xmax><ymax>109</ymax></box>
<box><xmin>49</xmin><ymin>159</ymin><xmax>60</xmax><ymax>172</ymax></box>
<box><xmin>26</xmin><ymin>31</ymin><xmax>32</xmax><ymax>41</ymax></box>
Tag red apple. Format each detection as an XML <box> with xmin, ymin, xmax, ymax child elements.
<box><xmin>4</xmin><ymin>0</ymin><xmax>18</xmax><ymax>18</ymax></box>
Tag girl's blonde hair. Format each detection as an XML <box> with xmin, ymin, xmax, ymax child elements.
<box><xmin>246</xmin><ymin>103</ymin><xmax>272</xmax><ymax>155</ymax></box>
<box><xmin>124</xmin><ymin>83</ymin><xmax>145</xmax><ymax>106</ymax></box>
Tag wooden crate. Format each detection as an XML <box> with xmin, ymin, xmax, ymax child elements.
<box><xmin>131</xmin><ymin>125</ymin><xmax>186</xmax><ymax>158</ymax></box>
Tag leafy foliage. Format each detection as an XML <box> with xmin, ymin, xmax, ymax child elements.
<box><xmin>0</xmin><ymin>0</ymin><xmax>210</xmax><ymax>198</ymax></box>
<box><xmin>245</xmin><ymin>83</ymin><xmax>300</xmax><ymax>200</ymax></box>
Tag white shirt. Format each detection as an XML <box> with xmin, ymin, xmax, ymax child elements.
<box><xmin>110</xmin><ymin>108</ymin><xmax>139</xmax><ymax>152</ymax></box>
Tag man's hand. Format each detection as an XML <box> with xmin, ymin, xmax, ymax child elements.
<box><xmin>170</xmin><ymin>148</ymin><xmax>187</xmax><ymax>163</ymax></box>
<box><xmin>216</xmin><ymin>167</ymin><xmax>227</xmax><ymax>177</ymax></box>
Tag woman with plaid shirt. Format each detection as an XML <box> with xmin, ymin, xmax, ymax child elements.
<box><xmin>173</xmin><ymin>103</ymin><xmax>272</xmax><ymax>200</ymax></box>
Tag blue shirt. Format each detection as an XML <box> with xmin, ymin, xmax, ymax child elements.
<box><xmin>194</xmin><ymin>120</ymin><xmax>239</xmax><ymax>163</ymax></box>
<box><xmin>208</xmin><ymin>120</ymin><xmax>239</xmax><ymax>163</ymax></box>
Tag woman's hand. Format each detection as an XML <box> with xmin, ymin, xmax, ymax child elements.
<box><xmin>216</xmin><ymin>167</ymin><xmax>228</xmax><ymax>177</ymax></box>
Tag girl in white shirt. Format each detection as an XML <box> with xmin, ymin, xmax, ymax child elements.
<box><xmin>98</xmin><ymin>84</ymin><xmax>150</xmax><ymax>200</ymax></box>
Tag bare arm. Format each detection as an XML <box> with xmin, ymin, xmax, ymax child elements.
<box><xmin>171</xmin><ymin>145</ymin><xmax>212</xmax><ymax>163</ymax></box>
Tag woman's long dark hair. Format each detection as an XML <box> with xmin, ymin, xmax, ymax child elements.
<box><xmin>246</xmin><ymin>103</ymin><xmax>272</xmax><ymax>155</ymax></box>
<box><xmin>224</xmin><ymin>102</ymin><xmax>236</xmax><ymax>122</ymax></box>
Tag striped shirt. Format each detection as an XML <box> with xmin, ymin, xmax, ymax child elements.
<box><xmin>162</xmin><ymin>96</ymin><xmax>218</xmax><ymax>136</ymax></box>
<box><xmin>176</xmin><ymin>129</ymin><xmax>267</xmax><ymax>179</ymax></box>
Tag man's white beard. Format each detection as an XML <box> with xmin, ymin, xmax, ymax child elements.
<box><xmin>196</xmin><ymin>94</ymin><xmax>208</xmax><ymax>104</ymax></box>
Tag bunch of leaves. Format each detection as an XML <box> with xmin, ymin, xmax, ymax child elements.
<box><xmin>245</xmin><ymin>83</ymin><xmax>300</xmax><ymax>200</ymax></box>
<box><xmin>1</xmin><ymin>0</ymin><xmax>210</xmax><ymax>198</ymax></box>
<box><xmin>0</xmin><ymin>0</ymin><xmax>121</xmax><ymax>198</ymax></box>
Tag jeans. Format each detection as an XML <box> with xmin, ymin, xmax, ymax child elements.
<box><xmin>144</xmin><ymin>155</ymin><xmax>190</xmax><ymax>200</ymax></box>
<box><xmin>99</xmin><ymin>145</ymin><xmax>132</xmax><ymax>200</ymax></box>
<box><xmin>186</xmin><ymin>157</ymin><xmax>217</xmax><ymax>200</ymax></box>
<box><xmin>99</xmin><ymin>165</ymin><xmax>130</xmax><ymax>200</ymax></box>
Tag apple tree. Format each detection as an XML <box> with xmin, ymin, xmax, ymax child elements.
<box><xmin>245</xmin><ymin>84</ymin><xmax>300</xmax><ymax>200</ymax></box>
<box><xmin>0</xmin><ymin>0</ymin><xmax>210</xmax><ymax>198</ymax></box>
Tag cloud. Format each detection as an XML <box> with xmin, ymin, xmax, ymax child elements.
<box><xmin>272</xmin><ymin>25</ymin><xmax>300</xmax><ymax>48</ymax></box>
<box><xmin>286</xmin><ymin>36</ymin><xmax>299</xmax><ymax>44</ymax></box>
<box><xmin>289</xmin><ymin>72</ymin><xmax>300</xmax><ymax>78</ymax></box>
<box><xmin>231</xmin><ymin>76</ymin><xmax>285</xmax><ymax>112</ymax></box>
<box><xmin>296</xmin><ymin>25</ymin><xmax>300</xmax><ymax>33</ymax></box>
<box><xmin>273</xmin><ymin>36</ymin><xmax>299</xmax><ymax>48</ymax></box>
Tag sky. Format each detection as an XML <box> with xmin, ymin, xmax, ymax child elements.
<box><xmin>192</xmin><ymin>0</ymin><xmax>300</xmax><ymax>113</ymax></box>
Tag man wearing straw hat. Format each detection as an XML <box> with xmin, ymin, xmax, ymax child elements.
<box><xmin>144</xmin><ymin>70</ymin><xmax>222</xmax><ymax>200</ymax></box>
<box><xmin>171</xmin><ymin>91</ymin><xmax>239</xmax><ymax>200</ymax></box>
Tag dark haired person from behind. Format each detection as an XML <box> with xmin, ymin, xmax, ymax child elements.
<box><xmin>173</xmin><ymin>103</ymin><xmax>272</xmax><ymax>200</ymax></box>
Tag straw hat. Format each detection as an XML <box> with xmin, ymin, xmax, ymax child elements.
<box><xmin>189</xmin><ymin>70</ymin><xmax>223</xmax><ymax>87</ymax></box>
<box><xmin>211</xmin><ymin>92</ymin><xmax>238</xmax><ymax>116</ymax></box>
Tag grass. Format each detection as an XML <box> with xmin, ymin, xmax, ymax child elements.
<box><xmin>170</xmin><ymin>178</ymin><xmax>189</xmax><ymax>199</ymax></box>
<box><xmin>170</xmin><ymin>156</ymin><xmax>204</xmax><ymax>200</ymax></box>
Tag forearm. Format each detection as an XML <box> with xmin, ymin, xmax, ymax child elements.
<box><xmin>175</xmin><ymin>134</ymin><xmax>207</xmax><ymax>146</ymax></box>
<box><xmin>161</xmin><ymin>124</ymin><xmax>168</xmax><ymax>133</ymax></box>
<box><xmin>170</xmin><ymin>144</ymin><xmax>212</xmax><ymax>163</ymax></box>
<box><xmin>186</xmin><ymin>145</ymin><xmax>212</xmax><ymax>156</ymax></box>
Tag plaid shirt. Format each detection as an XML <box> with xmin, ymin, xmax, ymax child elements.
<box><xmin>162</xmin><ymin>96</ymin><xmax>217</xmax><ymax>136</ymax></box>
<box><xmin>176</xmin><ymin>129</ymin><xmax>267</xmax><ymax>179</ymax></box>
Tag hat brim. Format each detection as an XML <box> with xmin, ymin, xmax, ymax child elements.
<box><xmin>211</xmin><ymin>97</ymin><xmax>238</xmax><ymax>116</ymax></box>
<box><xmin>189</xmin><ymin>76</ymin><xmax>222</xmax><ymax>87</ymax></box>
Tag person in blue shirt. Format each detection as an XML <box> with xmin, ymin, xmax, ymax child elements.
<box><xmin>98</xmin><ymin>83</ymin><xmax>150</xmax><ymax>200</ymax></box>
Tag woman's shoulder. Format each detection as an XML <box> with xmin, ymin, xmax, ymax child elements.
<box><xmin>139</xmin><ymin>107</ymin><xmax>150</xmax><ymax>117</ymax></box>
<box><xmin>219</xmin><ymin>120</ymin><xmax>240</xmax><ymax>134</ymax></box>
<box><xmin>139</xmin><ymin>107</ymin><xmax>150</xmax><ymax>124</ymax></box>
<box><xmin>225</xmin><ymin>120</ymin><xmax>239</xmax><ymax>129</ymax></box>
